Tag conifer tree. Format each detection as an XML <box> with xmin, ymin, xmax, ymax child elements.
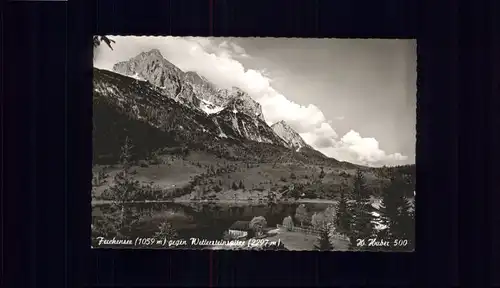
<box><xmin>348</xmin><ymin>169</ymin><xmax>375</xmax><ymax>250</ymax></box>
<box><xmin>315</xmin><ymin>228</ymin><xmax>334</xmax><ymax>251</ymax></box>
<box><xmin>319</xmin><ymin>167</ymin><xmax>326</xmax><ymax>179</ymax></box>
<box><xmin>110</xmin><ymin>137</ymin><xmax>140</xmax><ymax>204</ymax></box>
<box><xmin>93</xmin><ymin>36</ymin><xmax>115</xmax><ymax>50</ymax></box>
<box><xmin>377</xmin><ymin>176</ymin><xmax>415</xmax><ymax>251</ymax></box>
<box><xmin>154</xmin><ymin>222</ymin><xmax>178</xmax><ymax>240</ymax></box>
<box><xmin>107</xmin><ymin>137</ymin><xmax>143</xmax><ymax>237</ymax></box>
<box><xmin>394</xmin><ymin>195</ymin><xmax>415</xmax><ymax>251</ymax></box>
<box><xmin>375</xmin><ymin>176</ymin><xmax>398</xmax><ymax>251</ymax></box>
<box><xmin>335</xmin><ymin>190</ymin><xmax>352</xmax><ymax>236</ymax></box>
<box><xmin>231</xmin><ymin>181</ymin><xmax>239</xmax><ymax>190</ymax></box>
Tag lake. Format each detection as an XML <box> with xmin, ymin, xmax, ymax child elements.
<box><xmin>92</xmin><ymin>201</ymin><xmax>333</xmax><ymax>248</ymax></box>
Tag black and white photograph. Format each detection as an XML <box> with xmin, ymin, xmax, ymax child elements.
<box><xmin>91</xmin><ymin>36</ymin><xmax>416</xmax><ymax>251</ymax></box>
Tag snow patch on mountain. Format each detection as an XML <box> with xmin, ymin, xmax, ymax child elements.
<box><xmin>231</xmin><ymin>114</ymin><xmax>242</xmax><ymax>136</ymax></box>
<box><xmin>107</xmin><ymin>50</ymin><xmax>333</xmax><ymax>150</ymax></box>
<box><xmin>130</xmin><ymin>73</ymin><xmax>145</xmax><ymax>81</ymax></box>
<box><xmin>241</xmin><ymin>121</ymin><xmax>250</xmax><ymax>139</ymax></box>
<box><xmin>200</xmin><ymin>98</ymin><xmax>224</xmax><ymax>115</ymax></box>
<box><xmin>212</xmin><ymin>118</ymin><xmax>228</xmax><ymax>139</ymax></box>
<box><xmin>296</xmin><ymin>144</ymin><xmax>303</xmax><ymax>152</ymax></box>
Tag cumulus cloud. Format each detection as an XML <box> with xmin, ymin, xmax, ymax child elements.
<box><xmin>93</xmin><ymin>36</ymin><xmax>408</xmax><ymax>167</ymax></box>
<box><xmin>315</xmin><ymin>130</ymin><xmax>408</xmax><ymax>167</ymax></box>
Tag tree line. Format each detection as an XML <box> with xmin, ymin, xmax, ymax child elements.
<box><xmin>283</xmin><ymin>169</ymin><xmax>415</xmax><ymax>251</ymax></box>
<box><xmin>91</xmin><ymin>136</ymin><xmax>177</xmax><ymax>246</ymax></box>
<box><xmin>334</xmin><ymin>169</ymin><xmax>414</xmax><ymax>251</ymax></box>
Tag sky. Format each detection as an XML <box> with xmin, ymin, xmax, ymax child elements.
<box><xmin>94</xmin><ymin>36</ymin><xmax>416</xmax><ymax>167</ymax></box>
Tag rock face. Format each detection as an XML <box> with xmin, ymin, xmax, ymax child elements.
<box><xmin>113</xmin><ymin>49</ymin><xmax>182</xmax><ymax>94</ymax></box>
<box><xmin>93</xmin><ymin>67</ymin><xmax>286</xmax><ymax>150</ymax></box>
<box><xmin>271</xmin><ymin>120</ymin><xmax>309</xmax><ymax>150</ymax></box>
<box><xmin>224</xmin><ymin>87</ymin><xmax>265</xmax><ymax>122</ymax></box>
<box><xmin>112</xmin><ymin>49</ymin><xmax>265</xmax><ymax>121</ymax></box>
<box><xmin>211</xmin><ymin>108</ymin><xmax>286</xmax><ymax>145</ymax></box>
<box><xmin>93</xmin><ymin>48</ymin><xmax>341</xmax><ymax>165</ymax></box>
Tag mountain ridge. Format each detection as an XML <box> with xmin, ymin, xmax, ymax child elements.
<box><xmin>93</xmin><ymin>68</ymin><xmax>356</xmax><ymax>169</ymax></box>
<box><xmin>112</xmin><ymin>49</ymin><xmax>266</xmax><ymax>122</ymax></box>
<box><xmin>271</xmin><ymin>120</ymin><xmax>310</xmax><ymax>151</ymax></box>
<box><xmin>93</xmin><ymin>67</ymin><xmax>334</xmax><ymax>166</ymax></box>
<box><xmin>96</xmin><ymin>49</ymin><xmax>350</xmax><ymax>167</ymax></box>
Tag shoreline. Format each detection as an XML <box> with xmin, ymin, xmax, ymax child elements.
<box><xmin>91</xmin><ymin>198</ymin><xmax>339</xmax><ymax>206</ymax></box>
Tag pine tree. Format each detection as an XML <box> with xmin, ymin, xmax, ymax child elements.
<box><xmin>377</xmin><ymin>176</ymin><xmax>415</xmax><ymax>251</ymax></box>
<box><xmin>315</xmin><ymin>228</ymin><xmax>334</xmax><ymax>251</ymax></box>
<box><xmin>154</xmin><ymin>222</ymin><xmax>178</xmax><ymax>240</ymax></box>
<box><xmin>231</xmin><ymin>181</ymin><xmax>239</xmax><ymax>190</ymax></box>
<box><xmin>406</xmin><ymin>203</ymin><xmax>416</xmax><ymax>250</ymax></box>
<box><xmin>110</xmin><ymin>169</ymin><xmax>140</xmax><ymax>204</ymax></box>
<box><xmin>394</xmin><ymin>196</ymin><xmax>415</xmax><ymax>251</ymax></box>
<box><xmin>107</xmin><ymin>137</ymin><xmax>143</xmax><ymax>237</ymax></box>
<box><xmin>120</xmin><ymin>137</ymin><xmax>134</xmax><ymax>169</ymax></box>
<box><xmin>335</xmin><ymin>190</ymin><xmax>351</xmax><ymax>236</ymax></box>
<box><xmin>319</xmin><ymin>167</ymin><xmax>326</xmax><ymax>179</ymax></box>
<box><xmin>348</xmin><ymin>169</ymin><xmax>375</xmax><ymax>250</ymax></box>
<box><xmin>93</xmin><ymin>36</ymin><xmax>115</xmax><ymax>50</ymax></box>
<box><xmin>377</xmin><ymin>176</ymin><xmax>401</xmax><ymax>242</ymax></box>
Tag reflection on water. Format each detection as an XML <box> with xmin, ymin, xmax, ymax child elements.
<box><xmin>92</xmin><ymin>202</ymin><xmax>331</xmax><ymax>246</ymax></box>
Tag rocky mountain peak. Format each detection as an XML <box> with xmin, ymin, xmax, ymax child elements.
<box><xmin>218</xmin><ymin>88</ymin><xmax>264</xmax><ymax>122</ymax></box>
<box><xmin>184</xmin><ymin>71</ymin><xmax>212</xmax><ymax>88</ymax></box>
<box><xmin>271</xmin><ymin>120</ymin><xmax>293</xmax><ymax>131</ymax></box>
<box><xmin>144</xmin><ymin>48</ymin><xmax>162</xmax><ymax>57</ymax></box>
<box><xmin>112</xmin><ymin>49</ymin><xmax>267</xmax><ymax>129</ymax></box>
<box><xmin>274</xmin><ymin>120</ymin><xmax>287</xmax><ymax>127</ymax></box>
<box><xmin>113</xmin><ymin>49</ymin><xmax>182</xmax><ymax>89</ymax></box>
<box><xmin>271</xmin><ymin>120</ymin><xmax>308</xmax><ymax>149</ymax></box>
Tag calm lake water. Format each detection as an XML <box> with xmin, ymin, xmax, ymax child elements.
<box><xmin>92</xmin><ymin>202</ymin><xmax>333</xmax><ymax>246</ymax></box>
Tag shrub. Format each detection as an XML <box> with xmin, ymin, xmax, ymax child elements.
<box><xmin>282</xmin><ymin>216</ymin><xmax>294</xmax><ymax>231</ymax></box>
<box><xmin>311</xmin><ymin>212</ymin><xmax>327</xmax><ymax>230</ymax></box>
<box><xmin>154</xmin><ymin>222</ymin><xmax>178</xmax><ymax>240</ymax></box>
<box><xmin>249</xmin><ymin>216</ymin><xmax>267</xmax><ymax>236</ymax></box>
<box><xmin>295</xmin><ymin>204</ymin><xmax>309</xmax><ymax>227</ymax></box>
